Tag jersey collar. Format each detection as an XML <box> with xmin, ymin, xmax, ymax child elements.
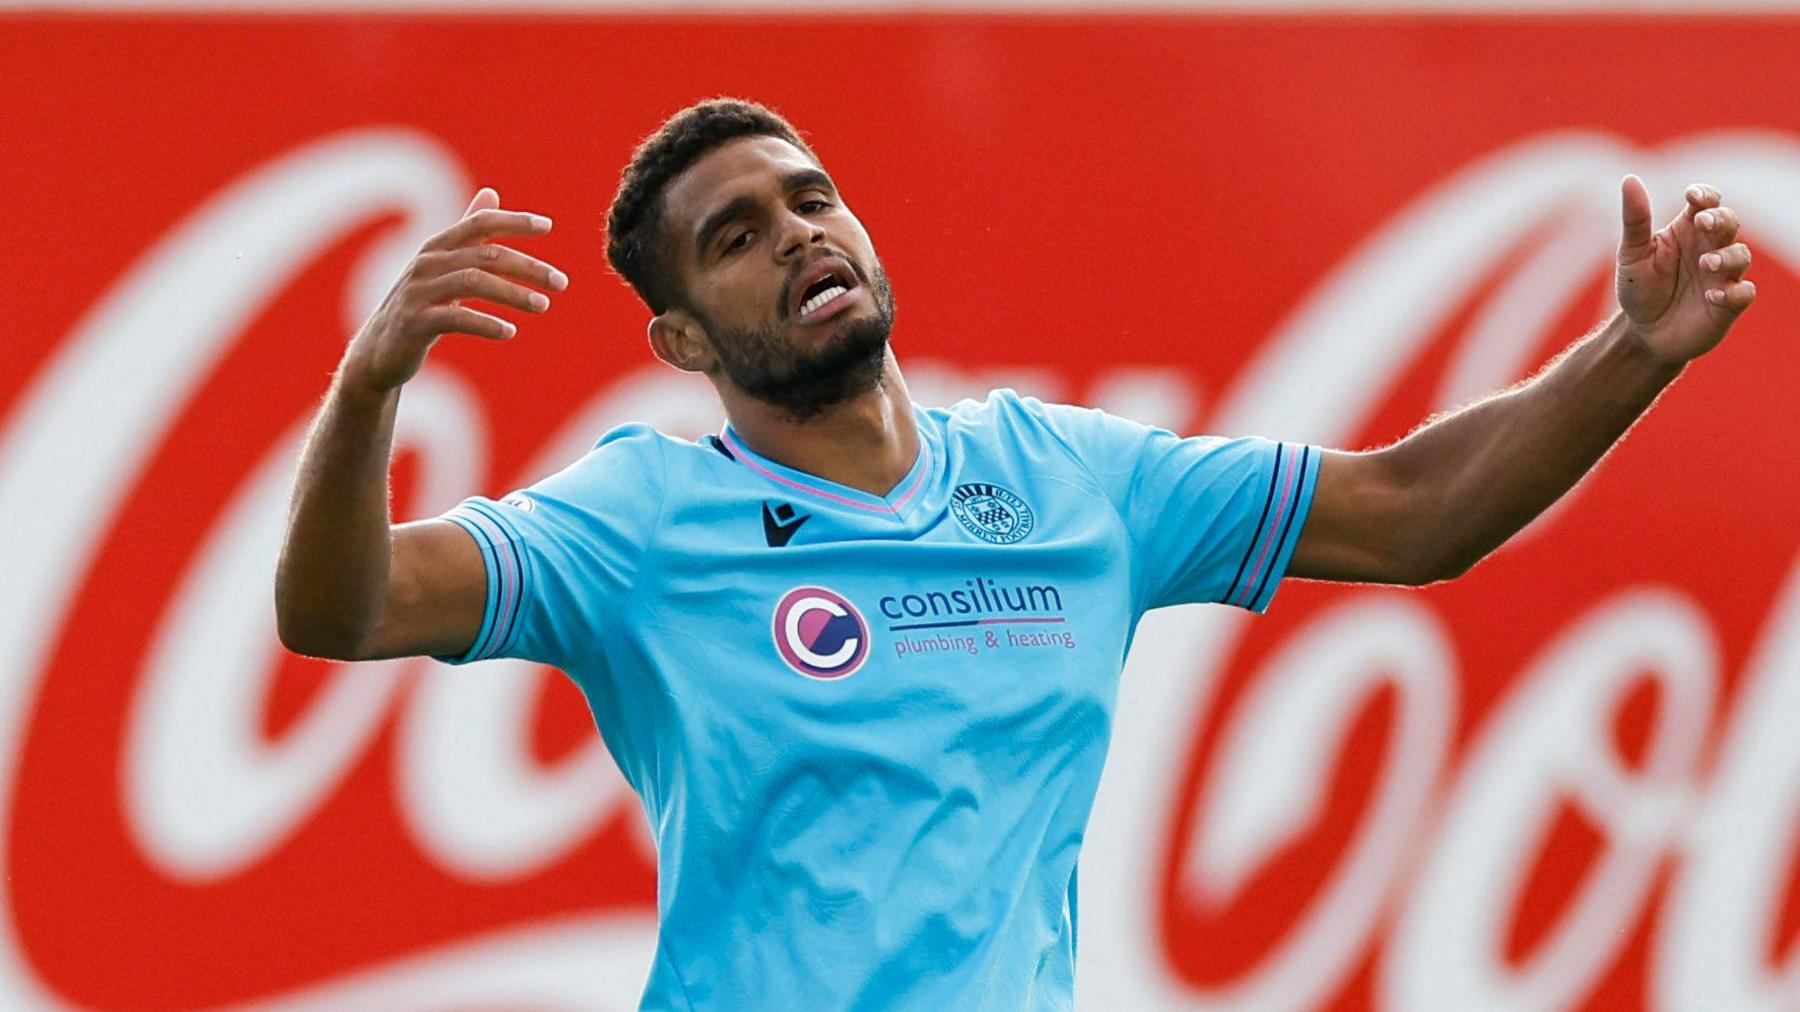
<box><xmin>719</xmin><ymin>407</ymin><xmax>935</xmax><ymax>516</ymax></box>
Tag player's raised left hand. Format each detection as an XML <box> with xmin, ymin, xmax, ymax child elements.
<box><xmin>1616</xmin><ymin>176</ymin><xmax>1756</xmax><ymax>366</ymax></box>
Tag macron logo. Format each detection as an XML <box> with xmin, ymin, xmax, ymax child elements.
<box><xmin>761</xmin><ymin>501</ymin><xmax>810</xmax><ymax>548</ymax></box>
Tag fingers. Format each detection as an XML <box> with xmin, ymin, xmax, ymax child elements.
<box><xmin>421</xmin><ymin>243</ymin><xmax>569</xmax><ymax>293</ymax></box>
<box><xmin>1619</xmin><ymin>175</ymin><xmax>1654</xmax><ymax>257</ymax></box>
<box><xmin>1689</xmin><ymin>185</ymin><xmax>1753</xmax><ymax>312</ymax></box>
<box><xmin>396</xmin><ymin>196</ymin><xmax>565</xmax><ymax>349</ymax></box>
<box><xmin>418</xmin><ymin>266</ymin><xmax>553</xmax><ymax>316</ymax></box>
<box><xmin>423</xmin><ymin>207</ymin><xmax>553</xmax><ymax>252</ymax></box>
<box><xmin>1678</xmin><ymin>181</ymin><xmax>1742</xmax><ymax>244</ymax></box>
<box><xmin>1695</xmin><ymin>205</ymin><xmax>1740</xmax><ymax>246</ymax></box>
<box><xmin>1679</xmin><ymin>183</ymin><xmax>1751</xmax><ymax>309</ymax></box>
<box><xmin>1684</xmin><ymin>183</ymin><xmax>1721</xmax><ymax>213</ymax></box>
<box><xmin>1705</xmin><ymin>278</ymin><xmax>1757</xmax><ymax>313</ymax></box>
<box><xmin>411</xmin><ymin>304</ymin><xmax>518</xmax><ymax>341</ymax></box>
<box><xmin>462</xmin><ymin>186</ymin><xmax>501</xmax><ymax>218</ymax></box>
<box><xmin>1701</xmin><ymin>242</ymin><xmax>1752</xmax><ymax>278</ymax></box>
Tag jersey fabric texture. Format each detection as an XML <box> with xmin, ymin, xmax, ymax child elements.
<box><xmin>438</xmin><ymin>389</ymin><xmax>1322</xmax><ymax>1010</ymax></box>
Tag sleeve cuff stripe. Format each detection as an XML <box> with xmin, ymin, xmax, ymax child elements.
<box><xmin>1232</xmin><ymin>443</ymin><xmax>1306</xmax><ymax>608</ymax></box>
<box><xmin>1225</xmin><ymin>442</ymin><xmax>1286</xmax><ymax>605</ymax></box>
<box><xmin>440</xmin><ymin>511</ymin><xmax>501</xmax><ymax>663</ymax></box>
<box><xmin>1231</xmin><ymin>442</ymin><xmax>1303</xmax><ymax>601</ymax></box>
<box><xmin>458</xmin><ymin>510</ymin><xmax>505</xmax><ymax>660</ymax></box>
<box><xmin>449</xmin><ymin>502</ymin><xmax>525</xmax><ymax>661</ymax></box>
<box><xmin>470</xmin><ymin>501</ymin><xmax>530</xmax><ymax>657</ymax></box>
<box><xmin>1246</xmin><ymin>444</ymin><xmax>1312</xmax><ymax>610</ymax></box>
<box><xmin>461</xmin><ymin>501</ymin><xmax>526</xmax><ymax>659</ymax></box>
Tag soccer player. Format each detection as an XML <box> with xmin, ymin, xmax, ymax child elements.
<box><xmin>275</xmin><ymin>99</ymin><xmax>1756</xmax><ymax>1008</ymax></box>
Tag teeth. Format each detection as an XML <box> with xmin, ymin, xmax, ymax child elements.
<box><xmin>799</xmin><ymin>285</ymin><xmax>847</xmax><ymax>317</ymax></box>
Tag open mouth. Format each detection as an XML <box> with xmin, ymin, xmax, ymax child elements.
<box><xmin>790</xmin><ymin>257</ymin><xmax>860</xmax><ymax>321</ymax></box>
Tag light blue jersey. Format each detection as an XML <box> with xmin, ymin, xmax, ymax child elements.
<box><xmin>439</xmin><ymin>389</ymin><xmax>1321</xmax><ymax>1010</ymax></box>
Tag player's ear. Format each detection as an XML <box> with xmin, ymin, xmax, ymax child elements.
<box><xmin>648</xmin><ymin>309</ymin><xmax>715</xmax><ymax>374</ymax></box>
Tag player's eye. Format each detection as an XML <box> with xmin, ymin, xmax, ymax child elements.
<box><xmin>724</xmin><ymin>230</ymin><xmax>754</xmax><ymax>255</ymax></box>
<box><xmin>797</xmin><ymin>199</ymin><xmax>830</xmax><ymax>213</ymax></box>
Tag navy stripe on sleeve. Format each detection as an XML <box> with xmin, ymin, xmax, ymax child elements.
<box><xmin>1224</xmin><ymin>442</ymin><xmax>1285</xmax><ymax>604</ymax></box>
<box><xmin>464</xmin><ymin>499</ymin><xmax>529</xmax><ymax>659</ymax></box>
<box><xmin>1248</xmin><ymin>445</ymin><xmax>1312</xmax><ymax>609</ymax></box>
<box><xmin>438</xmin><ymin>500</ymin><xmax>529</xmax><ymax>663</ymax></box>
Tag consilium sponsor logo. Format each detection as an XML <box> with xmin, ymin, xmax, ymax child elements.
<box><xmin>771</xmin><ymin>586</ymin><xmax>870</xmax><ymax>679</ymax></box>
<box><xmin>881</xmin><ymin>577</ymin><xmax>1075</xmax><ymax>658</ymax></box>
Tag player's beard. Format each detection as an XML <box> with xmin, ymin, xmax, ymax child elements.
<box><xmin>702</xmin><ymin>261</ymin><xmax>897</xmax><ymax>423</ymax></box>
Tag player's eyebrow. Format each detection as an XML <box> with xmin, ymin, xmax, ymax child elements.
<box><xmin>694</xmin><ymin>194</ymin><xmax>758</xmax><ymax>258</ymax></box>
<box><xmin>692</xmin><ymin>169</ymin><xmax>839</xmax><ymax>258</ymax></box>
<box><xmin>782</xmin><ymin>168</ymin><xmax>837</xmax><ymax>198</ymax></box>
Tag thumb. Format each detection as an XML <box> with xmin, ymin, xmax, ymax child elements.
<box><xmin>462</xmin><ymin>186</ymin><xmax>500</xmax><ymax>217</ymax></box>
<box><xmin>1618</xmin><ymin>174</ymin><xmax>1654</xmax><ymax>260</ymax></box>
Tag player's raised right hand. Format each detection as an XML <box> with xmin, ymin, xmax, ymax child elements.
<box><xmin>341</xmin><ymin>187</ymin><xmax>569</xmax><ymax>394</ymax></box>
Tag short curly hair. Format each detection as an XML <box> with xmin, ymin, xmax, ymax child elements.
<box><xmin>606</xmin><ymin>98</ymin><xmax>818</xmax><ymax>315</ymax></box>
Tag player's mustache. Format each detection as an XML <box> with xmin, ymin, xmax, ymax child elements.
<box><xmin>777</xmin><ymin>251</ymin><xmax>870</xmax><ymax>320</ymax></box>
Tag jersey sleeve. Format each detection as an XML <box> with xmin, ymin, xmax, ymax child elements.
<box><xmin>433</xmin><ymin>423</ymin><xmax>666</xmax><ymax>670</ymax></box>
<box><xmin>1019</xmin><ymin>396</ymin><xmax>1322</xmax><ymax>614</ymax></box>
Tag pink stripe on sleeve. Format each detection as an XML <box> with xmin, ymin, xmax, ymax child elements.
<box><xmin>1235</xmin><ymin>446</ymin><xmax>1299</xmax><ymax>607</ymax></box>
<box><xmin>459</xmin><ymin>507</ymin><xmax>520</xmax><ymax>658</ymax></box>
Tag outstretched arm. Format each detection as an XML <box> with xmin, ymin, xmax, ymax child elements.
<box><xmin>275</xmin><ymin>188</ymin><xmax>568</xmax><ymax>660</ymax></box>
<box><xmin>1288</xmin><ymin>178</ymin><xmax>1757</xmax><ymax>586</ymax></box>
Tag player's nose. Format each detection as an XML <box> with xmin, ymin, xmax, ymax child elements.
<box><xmin>774</xmin><ymin>208</ymin><xmax>826</xmax><ymax>262</ymax></box>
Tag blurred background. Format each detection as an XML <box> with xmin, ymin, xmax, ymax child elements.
<box><xmin>4</xmin><ymin>2</ymin><xmax>1799</xmax><ymax>1009</ymax></box>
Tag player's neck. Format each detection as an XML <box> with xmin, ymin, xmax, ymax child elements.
<box><xmin>722</xmin><ymin>354</ymin><xmax>920</xmax><ymax>498</ymax></box>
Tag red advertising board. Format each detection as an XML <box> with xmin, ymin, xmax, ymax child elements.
<box><xmin>3</xmin><ymin>13</ymin><xmax>1798</xmax><ymax>1010</ymax></box>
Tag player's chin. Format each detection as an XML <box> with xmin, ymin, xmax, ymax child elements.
<box><xmin>786</xmin><ymin>313</ymin><xmax>858</xmax><ymax>349</ymax></box>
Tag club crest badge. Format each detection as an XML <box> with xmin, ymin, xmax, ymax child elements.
<box><xmin>950</xmin><ymin>482</ymin><xmax>1035</xmax><ymax>545</ymax></box>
